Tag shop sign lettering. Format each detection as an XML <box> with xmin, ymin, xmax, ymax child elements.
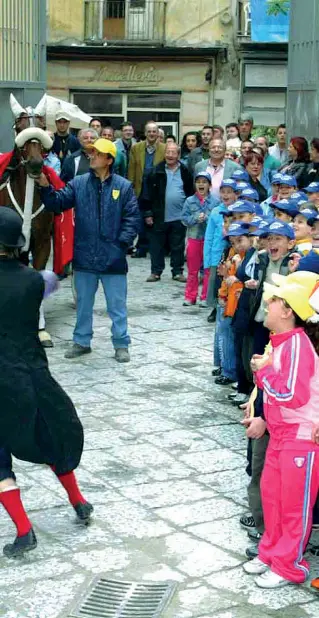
<box><xmin>88</xmin><ymin>64</ymin><xmax>163</xmax><ymax>85</ymax></box>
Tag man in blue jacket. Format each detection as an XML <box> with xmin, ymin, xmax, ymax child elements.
<box><xmin>37</xmin><ymin>138</ymin><xmax>140</xmax><ymax>363</ymax></box>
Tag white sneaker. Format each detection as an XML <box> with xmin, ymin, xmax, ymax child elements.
<box><xmin>243</xmin><ymin>557</ymin><xmax>269</xmax><ymax>575</ymax></box>
<box><xmin>255</xmin><ymin>570</ymin><xmax>292</xmax><ymax>588</ymax></box>
<box><xmin>199</xmin><ymin>300</ymin><xmax>208</xmax><ymax>308</ymax></box>
<box><xmin>231</xmin><ymin>382</ymin><xmax>238</xmax><ymax>390</ymax></box>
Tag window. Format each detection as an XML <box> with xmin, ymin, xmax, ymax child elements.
<box><xmin>73</xmin><ymin>93</ymin><xmax>122</xmax><ymax>115</ymax></box>
<box><xmin>103</xmin><ymin>0</ymin><xmax>125</xmax><ymax>19</ymax></box>
<box><xmin>127</xmin><ymin>93</ymin><xmax>180</xmax><ymax>109</ymax></box>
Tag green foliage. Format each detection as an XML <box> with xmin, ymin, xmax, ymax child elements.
<box><xmin>252</xmin><ymin>126</ymin><xmax>277</xmax><ymax>142</ymax></box>
<box><xmin>266</xmin><ymin>0</ymin><xmax>290</xmax><ymax>16</ymax></box>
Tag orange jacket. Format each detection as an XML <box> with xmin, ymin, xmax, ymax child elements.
<box><xmin>219</xmin><ymin>248</ymin><xmax>244</xmax><ymax>317</ymax></box>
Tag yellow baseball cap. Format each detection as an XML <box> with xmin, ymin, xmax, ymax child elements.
<box><xmin>263</xmin><ymin>271</ymin><xmax>319</xmax><ymax>321</ymax></box>
<box><xmin>87</xmin><ymin>138</ymin><xmax>117</xmax><ymax>158</ymax></box>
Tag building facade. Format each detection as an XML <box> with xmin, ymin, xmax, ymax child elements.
<box><xmin>47</xmin><ymin>0</ymin><xmax>239</xmax><ymax>139</ymax></box>
<box><xmin>0</xmin><ymin>0</ymin><xmax>46</xmax><ymax>150</ymax></box>
<box><xmin>46</xmin><ymin>0</ymin><xmax>289</xmax><ymax>137</ymax></box>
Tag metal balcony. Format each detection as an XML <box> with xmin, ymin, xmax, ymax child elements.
<box><xmin>237</xmin><ymin>0</ymin><xmax>251</xmax><ymax>38</ymax></box>
<box><xmin>84</xmin><ymin>0</ymin><xmax>167</xmax><ymax>45</ymax></box>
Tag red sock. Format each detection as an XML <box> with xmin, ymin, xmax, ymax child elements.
<box><xmin>52</xmin><ymin>470</ymin><xmax>86</xmax><ymax>506</ymax></box>
<box><xmin>0</xmin><ymin>488</ymin><xmax>32</xmax><ymax>537</ymax></box>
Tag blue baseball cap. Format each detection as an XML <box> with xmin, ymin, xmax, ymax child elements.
<box><xmin>220</xmin><ymin>178</ymin><xmax>237</xmax><ymax>191</ymax></box>
<box><xmin>279</xmin><ymin>175</ymin><xmax>297</xmax><ymax>187</ymax></box>
<box><xmin>194</xmin><ymin>171</ymin><xmax>212</xmax><ymax>184</ymax></box>
<box><xmin>229</xmin><ymin>200</ymin><xmax>255</xmax><ymax>214</ymax></box>
<box><xmin>267</xmin><ymin>220</ymin><xmax>295</xmax><ymax>240</ymax></box>
<box><xmin>296</xmin><ymin>207</ymin><xmax>318</xmax><ymax>223</ymax></box>
<box><xmin>231</xmin><ymin>169</ymin><xmax>250</xmax><ymax>182</ymax></box>
<box><xmin>227</xmin><ymin>222</ymin><xmax>251</xmax><ymax>237</ymax></box>
<box><xmin>290</xmin><ymin>197</ymin><xmax>309</xmax><ymax>210</ymax></box>
<box><xmin>290</xmin><ymin>191</ymin><xmax>308</xmax><ymax>201</ymax></box>
<box><xmin>305</xmin><ymin>182</ymin><xmax>319</xmax><ymax>193</ymax></box>
<box><xmin>273</xmin><ymin>199</ymin><xmax>300</xmax><ymax>218</ymax></box>
<box><xmin>240</xmin><ymin>187</ymin><xmax>259</xmax><ymax>201</ymax></box>
<box><xmin>235</xmin><ymin>181</ymin><xmax>250</xmax><ymax>192</ymax></box>
<box><xmin>297</xmin><ymin>250</ymin><xmax>319</xmax><ymax>274</ymax></box>
<box><xmin>271</xmin><ymin>172</ymin><xmax>283</xmax><ymax>184</ymax></box>
<box><xmin>249</xmin><ymin>218</ymin><xmax>271</xmax><ymax>237</ymax></box>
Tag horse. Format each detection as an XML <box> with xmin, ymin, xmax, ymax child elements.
<box><xmin>0</xmin><ymin>123</ymin><xmax>56</xmax><ymax>347</ymax></box>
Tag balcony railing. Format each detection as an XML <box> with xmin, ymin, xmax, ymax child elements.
<box><xmin>237</xmin><ymin>0</ymin><xmax>251</xmax><ymax>38</ymax></box>
<box><xmin>84</xmin><ymin>0</ymin><xmax>167</xmax><ymax>44</ymax></box>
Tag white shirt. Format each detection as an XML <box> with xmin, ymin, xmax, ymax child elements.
<box><xmin>269</xmin><ymin>143</ymin><xmax>288</xmax><ymax>165</ymax></box>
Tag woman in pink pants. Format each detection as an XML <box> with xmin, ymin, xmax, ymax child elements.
<box><xmin>181</xmin><ymin>171</ymin><xmax>215</xmax><ymax>307</ymax></box>
<box><xmin>243</xmin><ymin>271</ymin><xmax>319</xmax><ymax>588</ymax></box>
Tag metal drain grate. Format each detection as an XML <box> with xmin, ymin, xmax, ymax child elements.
<box><xmin>69</xmin><ymin>578</ymin><xmax>177</xmax><ymax>618</ymax></box>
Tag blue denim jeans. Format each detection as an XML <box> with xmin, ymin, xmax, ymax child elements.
<box><xmin>213</xmin><ymin>304</ymin><xmax>222</xmax><ymax>367</ymax></box>
<box><xmin>73</xmin><ymin>271</ymin><xmax>131</xmax><ymax>349</ymax></box>
<box><xmin>217</xmin><ymin>305</ymin><xmax>237</xmax><ymax>381</ymax></box>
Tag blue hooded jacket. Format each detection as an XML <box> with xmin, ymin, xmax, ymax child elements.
<box><xmin>204</xmin><ymin>202</ymin><xmax>229</xmax><ymax>268</ymax></box>
<box><xmin>41</xmin><ymin>171</ymin><xmax>140</xmax><ymax>274</ymax></box>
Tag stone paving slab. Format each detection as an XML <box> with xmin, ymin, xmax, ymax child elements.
<box><xmin>0</xmin><ymin>257</ymin><xmax>319</xmax><ymax>617</ymax></box>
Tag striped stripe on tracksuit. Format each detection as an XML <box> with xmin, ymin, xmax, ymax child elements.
<box><xmin>255</xmin><ymin>327</ymin><xmax>319</xmax><ymax>583</ymax></box>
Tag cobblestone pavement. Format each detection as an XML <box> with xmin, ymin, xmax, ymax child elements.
<box><xmin>1</xmin><ymin>258</ymin><xmax>319</xmax><ymax>618</ymax></box>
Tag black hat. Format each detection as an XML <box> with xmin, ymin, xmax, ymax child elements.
<box><xmin>0</xmin><ymin>207</ymin><xmax>25</xmax><ymax>248</ymax></box>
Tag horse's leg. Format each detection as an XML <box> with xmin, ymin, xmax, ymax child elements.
<box><xmin>31</xmin><ymin>211</ymin><xmax>54</xmax><ymax>348</ymax></box>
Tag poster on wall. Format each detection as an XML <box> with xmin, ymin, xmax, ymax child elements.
<box><xmin>251</xmin><ymin>0</ymin><xmax>289</xmax><ymax>42</ymax></box>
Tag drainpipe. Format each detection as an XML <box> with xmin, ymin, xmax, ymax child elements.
<box><xmin>207</xmin><ymin>57</ymin><xmax>216</xmax><ymax>124</ymax></box>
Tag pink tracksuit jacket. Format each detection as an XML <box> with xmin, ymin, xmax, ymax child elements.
<box><xmin>255</xmin><ymin>327</ymin><xmax>319</xmax><ymax>583</ymax></box>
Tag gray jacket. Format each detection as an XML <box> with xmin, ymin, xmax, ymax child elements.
<box><xmin>194</xmin><ymin>157</ymin><xmax>241</xmax><ymax>180</ymax></box>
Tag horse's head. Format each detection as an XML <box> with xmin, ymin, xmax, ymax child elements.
<box><xmin>15</xmin><ymin>128</ymin><xmax>53</xmax><ymax>179</ymax></box>
<box><xmin>10</xmin><ymin>93</ymin><xmax>47</xmax><ymax>133</ymax></box>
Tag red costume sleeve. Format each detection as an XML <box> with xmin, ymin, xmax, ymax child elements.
<box><xmin>42</xmin><ymin>166</ymin><xmax>74</xmax><ymax>275</ymax></box>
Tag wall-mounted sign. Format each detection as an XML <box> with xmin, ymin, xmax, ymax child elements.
<box><xmin>251</xmin><ymin>0</ymin><xmax>289</xmax><ymax>42</ymax></box>
<box><xmin>88</xmin><ymin>64</ymin><xmax>163</xmax><ymax>85</ymax></box>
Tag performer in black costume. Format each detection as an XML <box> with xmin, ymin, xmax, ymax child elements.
<box><xmin>0</xmin><ymin>207</ymin><xmax>93</xmax><ymax>557</ymax></box>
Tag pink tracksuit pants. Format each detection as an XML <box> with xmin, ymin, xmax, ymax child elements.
<box><xmin>185</xmin><ymin>238</ymin><xmax>210</xmax><ymax>302</ymax></box>
<box><xmin>258</xmin><ymin>440</ymin><xmax>319</xmax><ymax>583</ymax></box>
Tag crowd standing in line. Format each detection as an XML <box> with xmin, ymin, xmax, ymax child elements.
<box><xmin>3</xmin><ymin>107</ymin><xmax>319</xmax><ymax>593</ymax></box>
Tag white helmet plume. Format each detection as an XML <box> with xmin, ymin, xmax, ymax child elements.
<box><xmin>10</xmin><ymin>93</ymin><xmax>27</xmax><ymax>118</ymax></box>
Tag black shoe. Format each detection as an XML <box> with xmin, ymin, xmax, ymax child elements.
<box><xmin>240</xmin><ymin>514</ymin><xmax>256</xmax><ymax>530</ymax></box>
<box><xmin>245</xmin><ymin>544</ymin><xmax>259</xmax><ymax>560</ymax></box>
<box><xmin>74</xmin><ymin>501</ymin><xmax>94</xmax><ymax>525</ymax></box>
<box><xmin>131</xmin><ymin>249</ymin><xmax>147</xmax><ymax>258</ymax></box>
<box><xmin>3</xmin><ymin>528</ymin><xmax>37</xmax><ymax>558</ymax></box>
<box><xmin>65</xmin><ymin>343</ymin><xmax>92</xmax><ymax>359</ymax></box>
<box><xmin>207</xmin><ymin>309</ymin><xmax>216</xmax><ymax>323</ymax></box>
<box><xmin>212</xmin><ymin>368</ymin><xmax>221</xmax><ymax>376</ymax></box>
<box><xmin>227</xmin><ymin>392</ymin><xmax>237</xmax><ymax>400</ymax></box>
<box><xmin>215</xmin><ymin>376</ymin><xmax>236</xmax><ymax>386</ymax></box>
<box><xmin>247</xmin><ymin>529</ymin><xmax>262</xmax><ymax>542</ymax></box>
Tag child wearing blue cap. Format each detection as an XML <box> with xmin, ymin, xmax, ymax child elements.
<box><xmin>278</xmin><ymin>175</ymin><xmax>297</xmax><ymax>200</ymax></box>
<box><xmin>273</xmin><ymin>199</ymin><xmax>299</xmax><ymax>222</ymax></box>
<box><xmin>293</xmin><ymin>208</ymin><xmax>317</xmax><ymax>255</ymax></box>
<box><xmin>204</xmin><ymin>178</ymin><xmax>237</xmax><ymax>318</ymax></box>
<box><xmin>230</xmin><ymin>200</ymin><xmax>255</xmax><ymax>222</ymax></box>
<box><xmin>305</xmin><ymin>182</ymin><xmax>319</xmax><ymax>210</ymax></box>
<box><xmin>260</xmin><ymin>173</ymin><xmax>281</xmax><ymax>217</ymax></box>
<box><xmin>181</xmin><ymin>172</ymin><xmax>215</xmax><ymax>306</ymax></box>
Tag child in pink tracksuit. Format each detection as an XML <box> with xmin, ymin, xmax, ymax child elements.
<box><xmin>181</xmin><ymin>171</ymin><xmax>215</xmax><ymax>306</ymax></box>
<box><xmin>243</xmin><ymin>271</ymin><xmax>319</xmax><ymax>588</ymax></box>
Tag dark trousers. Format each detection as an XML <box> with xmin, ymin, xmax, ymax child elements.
<box><xmin>136</xmin><ymin>198</ymin><xmax>149</xmax><ymax>254</ymax></box>
<box><xmin>0</xmin><ymin>448</ymin><xmax>15</xmax><ymax>482</ymax></box>
<box><xmin>149</xmin><ymin>220</ymin><xmax>186</xmax><ymax>277</ymax></box>
<box><xmin>233</xmin><ymin>327</ymin><xmax>253</xmax><ymax>395</ymax></box>
<box><xmin>253</xmin><ymin>321</ymin><xmax>270</xmax><ymax>355</ymax></box>
<box><xmin>247</xmin><ymin>433</ymin><xmax>270</xmax><ymax>534</ymax></box>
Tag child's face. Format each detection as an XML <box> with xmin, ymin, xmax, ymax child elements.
<box><xmin>223</xmin><ymin>215</ymin><xmax>232</xmax><ymax>231</ymax></box>
<box><xmin>232</xmin><ymin>212</ymin><xmax>254</xmax><ymax>223</ymax></box>
<box><xmin>278</xmin><ymin>184</ymin><xmax>295</xmax><ymax>200</ymax></box>
<box><xmin>293</xmin><ymin>215</ymin><xmax>312</xmax><ymax>240</ymax></box>
<box><xmin>195</xmin><ymin>178</ymin><xmax>210</xmax><ymax>197</ymax></box>
<box><xmin>257</xmin><ymin>236</ymin><xmax>269</xmax><ymax>250</ymax></box>
<box><xmin>271</xmin><ymin>183</ymin><xmax>280</xmax><ymax>197</ymax></box>
<box><xmin>234</xmin><ymin>235</ymin><xmax>250</xmax><ymax>253</ymax></box>
<box><xmin>264</xmin><ymin>296</ymin><xmax>290</xmax><ymax>332</ymax></box>
<box><xmin>268</xmin><ymin>234</ymin><xmax>294</xmax><ymax>261</ymax></box>
<box><xmin>311</xmin><ymin>220</ymin><xmax>319</xmax><ymax>242</ymax></box>
<box><xmin>220</xmin><ymin>187</ymin><xmax>236</xmax><ymax>206</ymax></box>
<box><xmin>308</xmin><ymin>192</ymin><xmax>319</xmax><ymax>207</ymax></box>
<box><xmin>273</xmin><ymin>208</ymin><xmax>292</xmax><ymax>223</ymax></box>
